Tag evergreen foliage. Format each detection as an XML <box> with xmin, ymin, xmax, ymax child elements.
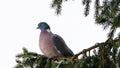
<box><xmin>51</xmin><ymin>0</ymin><xmax>120</xmax><ymax>38</ymax></box>
<box><xmin>15</xmin><ymin>37</ymin><xmax>120</xmax><ymax>68</ymax></box>
<box><xmin>15</xmin><ymin>0</ymin><xmax>120</xmax><ymax>68</ymax></box>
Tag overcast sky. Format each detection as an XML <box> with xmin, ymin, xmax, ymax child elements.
<box><xmin>0</xmin><ymin>0</ymin><xmax>119</xmax><ymax>68</ymax></box>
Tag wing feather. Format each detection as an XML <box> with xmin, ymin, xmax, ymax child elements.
<box><xmin>52</xmin><ymin>34</ymin><xmax>74</xmax><ymax>57</ymax></box>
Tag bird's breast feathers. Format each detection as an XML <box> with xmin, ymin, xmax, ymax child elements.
<box><xmin>39</xmin><ymin>31</ymin><xmax>61</xmax><ymax>58</ymax></box>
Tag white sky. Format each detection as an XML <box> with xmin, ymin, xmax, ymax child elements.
<box><xmin>0</xmin><ymin>0</ymin><xmax>119</xmax><ymax>68</ymax></box>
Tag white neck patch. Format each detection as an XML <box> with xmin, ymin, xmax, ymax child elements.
<box><xmin>46</xmin><ymin>29</ymin><xmax>51</xmax><ymax>32</ymax></box>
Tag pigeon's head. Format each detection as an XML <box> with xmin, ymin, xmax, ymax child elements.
<box><xmin>37</xmin><ymin>22</ymin><xmax>50</xmax><ymax>30</ymax></box>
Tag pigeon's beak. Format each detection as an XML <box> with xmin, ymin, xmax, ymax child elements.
<box><xmin>36</xmin><ymin>27</ymin><xmax>39</xmax><ymax>29</ymax></box>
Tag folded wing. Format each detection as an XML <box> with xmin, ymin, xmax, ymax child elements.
<box><xmin>52</xmin><ymin>34</ymin><xmax>74</xmax><ymax>57</ymax></box>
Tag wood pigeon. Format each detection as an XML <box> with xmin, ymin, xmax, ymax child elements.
<box><xmin>37</xmin><ymin>22</ymin><xmax>74</xmax><ymax>58</ymax></box>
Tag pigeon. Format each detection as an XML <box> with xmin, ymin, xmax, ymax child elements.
<box><xmin>37</xmin><ymin>22</ymin><xmax>74</xmax><ymax>58</ymax></box>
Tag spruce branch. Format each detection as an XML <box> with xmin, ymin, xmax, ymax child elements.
<box><xmin>72</xmin><ymin>37</ymin><xmax>120</xmax><ymax>59</ymax></box>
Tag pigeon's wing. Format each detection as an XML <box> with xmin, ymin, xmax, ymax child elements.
<box><xmin>52</xmin><ymin>34</ymin><xmax>74</xmax><ymax>57</ymax></box>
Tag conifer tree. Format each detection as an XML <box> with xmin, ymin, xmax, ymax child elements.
<box><xmin>15</xmin><ymin>0</ymin><xmax>120</xmax><ymax>68</ymax></box>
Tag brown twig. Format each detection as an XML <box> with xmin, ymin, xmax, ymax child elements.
<box><xmin>72</xmin><ymin>38</ymin><xmax>120</xmax><ymax>60</ymax></box>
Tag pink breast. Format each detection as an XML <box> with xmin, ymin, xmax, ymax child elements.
<box><xmin>39</xmin><ymin>31</ymin><xmax>60</xmax><ymax>58</ymax></box>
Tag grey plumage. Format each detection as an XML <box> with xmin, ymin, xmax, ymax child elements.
<box><xmin>37</xmin><ymin>22</ymin><xmax>74</xmax><ymax>58</ymax></box>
